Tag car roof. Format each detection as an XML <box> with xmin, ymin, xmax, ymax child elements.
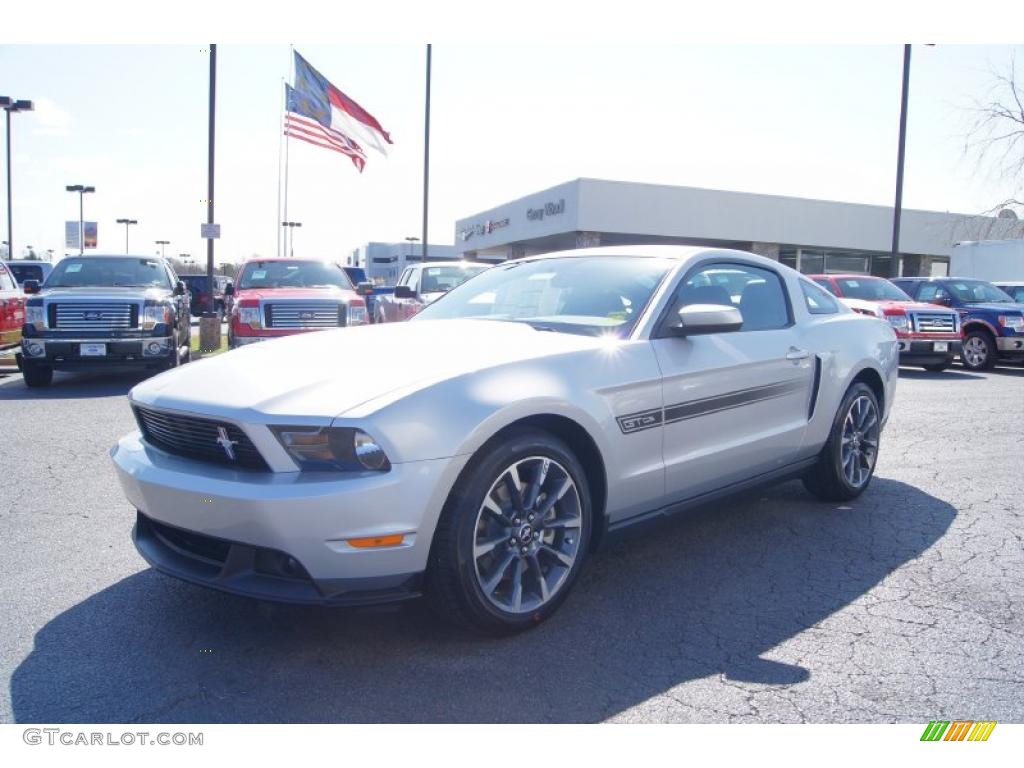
<box><xmin>994</xmin><ymin>280</ymin><xmax>1024</xmax><ymax>286</ymax></box>
<box><xmin>60</xmin><ymin>253</ymin><xmax>164</xmax><ymax>260</ymax></box>
<box><xmin>806</xmin><ymin>273</ymin><xmax>886</xmax><ymax>280</ymax></box>
<box><xmin>411</xmin><ymin>260</ymin><xmax>489</xmax><ymax>269</ymax></box>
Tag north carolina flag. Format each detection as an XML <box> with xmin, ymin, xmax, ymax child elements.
<box><xmin>293</xmin><ymin>51</ymin><xmax>393</xmax><ymax>157</ymax></box>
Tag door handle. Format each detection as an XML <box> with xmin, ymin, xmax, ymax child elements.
<box><xmin>786</xmin><ymin>347</ymin><xmax>810</xmax><ymax>361</ymax></box>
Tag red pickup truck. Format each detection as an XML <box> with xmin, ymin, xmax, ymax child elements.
<box><xmin>227</xmin><ymin>258</ymin><xmax>367</xmax><ymax>348</ymax></box>
<box><xmin>0</xmin><ymin>261</ymin><xmax>26</xmax><ymax>351</ymax></box>
<box><xmin>810</xmin><ymin>274</ymin><xmax>962</xmax><ymax>371</ymax></box>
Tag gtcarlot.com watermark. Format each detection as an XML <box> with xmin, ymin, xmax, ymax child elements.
<box><xmin>23</xmin><ymin>728</ymin><xmax>203</xmax><ymax>747</ymax></box>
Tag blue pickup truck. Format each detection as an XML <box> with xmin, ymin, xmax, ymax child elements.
<box><xmin>892</xmin><ymin>277</ymin><xmax>1024</xmax><ymax>370</ymax></box>
<box><xmin>342</xmin><ymin>267</ymin><xmax>394</xmax><ymax>323</ymax></box>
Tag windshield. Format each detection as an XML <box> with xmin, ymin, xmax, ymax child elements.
<box><xmin>413</xmin><ymin>256</ymin><xmax>674</xmax><ymax>336</ymax></box>
<box><xmin>835</xmin><ymin>277</ymin><xmax>911</xmax><ymax>301</ymax></box>
<box><xmin>237</xmin><ymin>260</ymin><xmax>353</xmax><ymax>290</ymax></box>
<box><xmin>419</xmin><ymin>265</ymin><xmax>489</xmax><ymax>293</ymax></box>
<box><xmin>944</xmin><ymin>280</ymin><xmax>1015</xmax><ymax>304</ymax></box>
<box><xmin>46</xmin><ymin>257</ymin><xmax>170</xmax><ymax>289</ymax></box>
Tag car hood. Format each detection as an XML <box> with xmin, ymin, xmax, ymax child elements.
<box><xmin>37</xmin><ymin>286</ymin><xmax>171</xmax><ymax>301</ymax></box>
<box><xmin>235</xmin><ymin>287</ymin><xmax>356</xmax><ymax>301</ymax></box>
<box><xmin>870</xmin><ymin>300</ymin><xmax>957</xmax><ymax>314</ymax></box>
<box><xmin>957</xmin><ymin>302</ymin><xmax>1024</xmax><ymax>315</ymax></box>
<box><xmin>129</xmin><ymin>319</ymin><xmax>605</xmax><ymax>422</ymax></box>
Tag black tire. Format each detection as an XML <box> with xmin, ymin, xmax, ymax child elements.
<box><xmin>922</xmin><ymin>360</ymin><xmax>951</xmax><ymax>372</ymax></box>
<box><xmin>426</xmin><ymin>427</ymin><xmax>593</xmax><ymax>635</ymax></box>
<box><xmin>22</xmin><ymin>363</ymin><xmax>53</xmax><ymax>388</ymax></box>
<box><xmin>961</xmin><ymin>330</ymin><xmax>997</xmax><ymax>371</ymax></box>
<box><xmin>802</xmin><ymin>382</ymin><xmax>881</xmax><ymax>502</ymax></box>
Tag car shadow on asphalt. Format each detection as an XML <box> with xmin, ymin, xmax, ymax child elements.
<box><xmin>0</xmin><ymin>370</ymin><xmax>149</xmax><ymax>400</ymax></box>
<box><xmin>9</xmin><ymin>478</ymin><xmax>954</xmax><ymax>723</ymax></box>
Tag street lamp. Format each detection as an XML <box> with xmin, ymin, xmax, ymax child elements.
<box><xmin>404</xmin><ymin>235</ymin><xmax>420</xmax><ymax>263</ymax></box>
<box><xmin>116</xmin><ymin>218</ymin><xmax>138</xmax><ymax>254</ymax></box>
<box><xmin>3</xmin><ymin>97</ymin><xmax>34</xmax><ymax>262</ymax></box>
<box><xmin>281</xmin><ymin>221</ymin><xmax>302</xmax><ymax>257</ymax></box>
<box><xmin>155</xmin><ymin>239</ymin><xmax>170</xmax><ymax>259</ymax></box>
<box><xmin>65</xmin><ymin>184</ymin><xmax>95</xmax><ymax>255</ymax></box>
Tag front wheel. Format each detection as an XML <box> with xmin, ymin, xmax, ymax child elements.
<box><xmin>961</xmin><ymin>331</ymin><xmax>996</xmax><ymax>371</ymax></box>
<box><xmin>427</xmin><ymin>428</ymin><xmax>592</xmax><ymax>635</ymax></box>
<box><xmin>22</xmin><ymin>363</ymin><xmax>53</xmax><ymax>388</ymax></box>
<box><xmin>803</xmin><ymin>382</ymin><xmax>881</xmax><ymax>502</ymax></box>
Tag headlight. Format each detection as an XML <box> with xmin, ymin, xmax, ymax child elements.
<box><xmin>886</xmin><ymin>314</ymin><xmax>909</xmax><ymax>331</ymax></box>
<box><xmin>998</xmin><ymin>314</ymin><xmax>1024</xmax><ymax>331</ymax></box>
<box><xmin>238</xmin><ymin>305</ymin><xmax>261</xmax><ymax>328</ymax></box>
<box><xmin>271</xmin><ymin>426</ymin><xmax>391</xmax><ymax>472</ymax></box>
<box><xmin>348</xmin><ymin>303</ymin><xmax>368</xmax><ymax>325</ymax></box>
<box><xmin>142</xmin><ymin>304</ymin><xmax>172</xmax><ymax>330</ymax></box>
<box><xmin>26</xmin><ymin>305</ymin><xmax>45</xmax><ymax>330</ymax></box>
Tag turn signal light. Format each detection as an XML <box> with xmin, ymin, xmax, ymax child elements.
<box><xmin>347</xmin><ymin>534</ymin><xmax>405</xmax><ymax>549</ymax></box>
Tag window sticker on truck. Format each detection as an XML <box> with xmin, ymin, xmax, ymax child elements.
<box><xmin>66</xmin><ymin>263</ymin><xmax>83</xmax><ymax>273</ymax></box>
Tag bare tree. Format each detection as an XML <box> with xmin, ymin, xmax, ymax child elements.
<box><xmin>964</xmin><ymin>54</ymin><xmax>1024</xmax><ymax>220</ymax></box>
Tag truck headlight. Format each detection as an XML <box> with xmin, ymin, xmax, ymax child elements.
<box><xmin>886</xmin><ymin>315</ymin><xmax>909</xmax><ymax>331</ymax></box>
<box><xmin>348</xmin><ymin>304</ymin><xmax>368</xmax><ymax>326</ymax></box>
<box><xmin>238</xmin><ymin>305</ymin><xmax>261</xmax><ymax>328</ymax></box>
<box><xmin>142</xmin><ymin>304</ymin><xmax>172</xmax><ymax>330</ymax></box>
<box><xmin>998</xmin><ymin>314</ymin><xmax>1024</xmax><ymax>331</ymax></box>
<box><xmin>271</xmin><ymin>426</ymin><xmax>391</xmax><ymax>472</ymax></box>
<box><xmin>26</xmin><ymin>305</ymin><xmax>45</xmax><ymax>331</ymax></box>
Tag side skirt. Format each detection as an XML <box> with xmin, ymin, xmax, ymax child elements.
<box><xmin>605</xmin><ymin>456</ymin><xmax>819</xmax><ymax>539</ymax></box>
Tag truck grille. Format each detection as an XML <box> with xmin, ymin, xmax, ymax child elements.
<box><xmin>53</xmin><ymin>302</ymin><xmax>137</xmax><ymax>331</ymax></box>
<box><xmin>911</xmin><ymin>312</ymin><xmax>957</xmax><ymax>333</ymax></box>
<box><xmin>133</xmin><ymin>406</ymin><xmax>270</xmax><ymax>471</ymax></box>
<box><xmin>264</xmin><ymin>302</ymin><xmax>345</xmax><ymax>329</ymax></box>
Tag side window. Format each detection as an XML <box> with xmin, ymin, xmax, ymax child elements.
<box><xmin>0</xmin><ymin>269</ymin><xmax>13</xmax><ymax>291</ymax></box>
<box><xmin>917</xmin><ymin>283</ymin><xmax>949</xmax><ymax>303</ymax></box>
<box><xmin>813</xmin><ymin>278</ymin><xmax>837</xmax><ymax>295</ymax></box>
<box><xmin>801</xmin><ymin>280</ymin><xmax>840</xmax><ymax>315</ymax></box>
<box><xmin>673</xmin><ymin>263</ymin><xmax>790</xmax><ymax>332</ymax></box>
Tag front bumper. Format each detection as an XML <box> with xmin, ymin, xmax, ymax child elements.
<box><xmin>996</xmin><ymin>335</ymin><xmax>1024</xmax><ymax>354</ymax></box>
<box><xmin>896</xmin><ymin>339</ymin><xmax>961</xmax><ymax>363</ymax></box>
<box><xmin>21</xmin><ymin>336</ymin><xmax>175</xmax><ymax>368</ymax></box>
<box><xmin>111</xmin><ymin>430</ymin><xmax>467</xmax><ymax>604</ymax></box>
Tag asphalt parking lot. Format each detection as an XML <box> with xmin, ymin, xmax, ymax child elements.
<box><xmin>0</xmin><ymin>364</ymin><xmax>1021</xmax><ymax>724</ymax></box>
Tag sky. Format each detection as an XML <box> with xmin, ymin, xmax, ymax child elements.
<box><xmin>1</xmin><ymin>43</ymin><xmax>1021</xmax><ymax>265</ymax></box>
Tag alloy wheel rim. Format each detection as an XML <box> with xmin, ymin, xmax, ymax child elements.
<box><xmin>964</xmin><ymin>337</ymin><xmax>987</xmax><ymax>367</ymax></box>
<box><xmin>840</xmin><ymin>395</ymin><xmax>880</xmax><ymax>489</ymax></box>
<box><xmin>472</xmin><ymin>456</ymin><xmax>583</xmax><ymax>614</ymax></box>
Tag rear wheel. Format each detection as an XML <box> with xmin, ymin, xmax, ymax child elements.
<box><xmin>22</xmin><ymin>363</ymin><xmax>53</xmax><ymax>388</ymax></box>
<box><xmin>427</xmin><ymin>428</ymin><xmax>592</xmax><ymax>635</ymax></box>
<box><xmin>961</xmin><ymin>330</ymin><xmax>996</xmax><ymax>371</ymax></box>
<box><xmin>803</xmin><ymin>382</ymin><xmax>881</xmax><ymax>502</ymax></box>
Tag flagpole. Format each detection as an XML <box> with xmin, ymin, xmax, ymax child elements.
<box><xmin>276</xmin><ymin>77</ymin><xmax>285</xmax><ymax>259</ymax></box>
<box><xmin>283</xmin><ymin>45</ymin><xmax>294</xmax><ymax>257</ymax></box>
<box><xmin>422</xmin><ymin>43</ymin><xmax>431</xmax><ymax>264</ymax></box>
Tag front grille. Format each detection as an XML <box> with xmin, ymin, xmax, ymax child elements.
<box><xmin>264</xmin><ymin>302</ymin><xmax>345</xmax><ymax>329</ymax></box>
<box><xmin>133</xmin><ymin>406</ymin><xmax>270</xmax><ymax>471</ymax></box>
<box><xmin>912</xmin><ymin>312</ymin><xmax>957</xmax><ymax>333</ymax></box>
<box><xmin>53</xmin><ymin>302</ymin><xmax>137</xmax><ymax>331</ymax></box>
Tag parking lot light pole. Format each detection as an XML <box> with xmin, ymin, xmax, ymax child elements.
<box><xmin>65</xmin><ymin>185</ymin><xmax>95</xmax><ymax>255</ymax></box>
<box><xmin>155</xmin><ymin>239</ymin><xmax>170</xmax><ymax>259</ymax></box>
<box><xmin>3</xmin><ymin>97</ymin><xmax>34</xmax><ymax>260</ymax></box>
<box><xmin>116</xmin><ymin>218</ymin><xmax>138</xmax><ymax>254</ymax></box>
<box><xmin>404</xmin><ymin>235</ymin><xmax>419</xmax><ymax>264</ymax></box>
<box><xmin>282</xmin><ymin>221</ymin><xmax>301</xmax><ymax>257</ymax></box>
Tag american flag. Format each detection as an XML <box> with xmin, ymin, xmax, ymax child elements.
<box><xmin>284</xmin><ymin>84</ymin><xmax>367</xmax><ymax>172</ymax></box>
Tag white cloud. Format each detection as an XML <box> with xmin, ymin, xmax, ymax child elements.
<box><xmin>31</xmin><ymin>96</ymin><xmax>72</xmax><ymax>137</ymax></box>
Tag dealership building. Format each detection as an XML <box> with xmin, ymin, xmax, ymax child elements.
<box><xmin>345</xmin><ymin>241</ymin><xmax>459</xmax><ymax>285</ymax></box>
<box><xmin>453</xmin><ymin>178</ymin><xmax>1022</xmax><ymax>277</ymax></box>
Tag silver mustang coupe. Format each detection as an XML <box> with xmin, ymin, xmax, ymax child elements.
<box><xmin>111</xmin><ymin>246</ymin><xmax>898</xmax><ymax>634</ymax></box>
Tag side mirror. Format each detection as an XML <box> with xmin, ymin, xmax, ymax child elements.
<box><xmin>174</xmin><ymin>281</ymin><xmax>186</xmax><ymax>296</ymax></box>
<box><xmin>22</xmin><ymin>279</ymin><xmax>40</xmax><ymax>295</ymax></box>
<box><xmin>933</xmin><ymin>296</ymin><xmax>952</xmax><ymax>307</ymax></box>
<box><xmin>224</xmin><ymin>283</ymin><xmax>235</xmax><ymax>296</ymax></box>
<box><xmin>356</xmin><ymin>281</ymin><xmax>375</xmax><ymax>297</ymax></box>
<box><xmin>393</xmin><ymin>285</ymin><xmax>415</xmax><ymax>299</ymax></box>
<box><xmin>665</xmin><ymin>304</ymin><xmax>744</xmax><ymax>337</ymax></box>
